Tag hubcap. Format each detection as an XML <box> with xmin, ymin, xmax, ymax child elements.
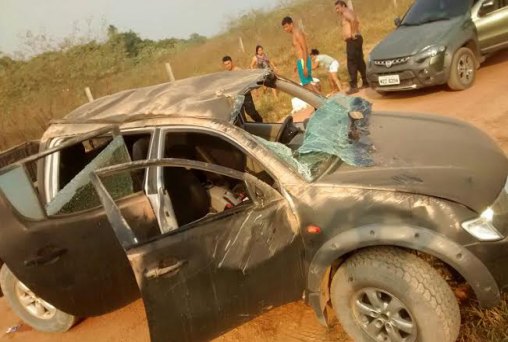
<box><xmin>15</xmin><ymin>281</ymin><xmax>57</xmax><ymax>320</ymax></box>
<box><xmin>457</xmin><ymin>54</ymin><xmax>474</xmax><ymax>85</ymax></box>
<box><xmin>352</xmin><ymin>288</ymin><xmax>417</xmax><ymax>342</ymax></box>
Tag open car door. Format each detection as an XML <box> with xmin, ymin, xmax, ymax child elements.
<box><xmin>0</xmin><ymin>127</ymin><xmax>156</xmax><ymax>316</ymax></box>
<box><xmin>91</xmin><ymin>159</ymin><xmax>305</xmax><ymax>342</ymax></box>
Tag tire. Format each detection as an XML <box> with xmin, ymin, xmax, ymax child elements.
<box><xmin>447</xmin><ymin>47</ymin><xmax>477</xmax><ymax>90</ymax></box>
<box><xmin>330</xmin><ymin>247</ymin><xmax>460</xmax><ymax>342</ymax></box>
<box><xmin>0</xmin><ymin>264</ymin><xmax>78</xmax><ymax>333</ymax></box>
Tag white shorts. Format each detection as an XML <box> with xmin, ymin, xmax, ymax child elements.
<box><xmin>328</xmin><ymin>60</ymin><xmax>340</xmax><ymax>73</ymax></box>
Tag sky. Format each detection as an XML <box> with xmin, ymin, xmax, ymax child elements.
<box><xmin>0</xmin><ymin>0</ymin><xmax>278</xmax><ymax>56</ymax></box>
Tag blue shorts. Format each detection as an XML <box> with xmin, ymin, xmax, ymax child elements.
<box><xmin>297</xmin><ymin>58</ymin><xmax>313</xmax><ymax>86</ymax></box>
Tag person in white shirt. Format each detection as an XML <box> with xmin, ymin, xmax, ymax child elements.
<box><xmin>310</xmin><ymin>49</ymin><xmax>343</xmax><ymax>93</ymax></box>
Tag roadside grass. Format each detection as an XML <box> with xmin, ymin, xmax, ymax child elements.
<box><xmin>0</xmin><ymin>0</ymin><xmax>412</xmax><ymax>147</ymax></box>
<box><xmin>460</xmin><ymin>293</ymin><xmax>508</xmax><ymax>342</ymax></box>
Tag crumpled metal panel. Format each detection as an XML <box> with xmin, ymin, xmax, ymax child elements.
<box><xmin>52</xmin><ymin>70</ymin><xmax>269</xmax><ymax>125</ymax></box>
<box><xmin>216</xmin><ymin>200</ymin><xmax>296</xmax><ymax>272</ymax></box>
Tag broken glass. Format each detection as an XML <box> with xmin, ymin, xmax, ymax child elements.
<box><xmin>257</xmin><ymin>94</ymin><xmax>374</xmax><ymax>181</ymax></box>
<box><xmin>46</xmin><ymin>136</ymin><xmax>134</xmax><ymax>215</ymax></box>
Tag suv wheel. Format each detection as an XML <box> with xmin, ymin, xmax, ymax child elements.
<box><xmin>330</xmin><ymin>247</ymin><xmax>460</xmax><ymax>342</ymax></box>
<box><xmin>0</xmin><ymin>264</ymin><xmax>78</xmax><ymax>333</ymax></box>
<box><xmin>447</xmin><ymin>47</ymin><xmax>477</xmax><ymax>90</ymax></box>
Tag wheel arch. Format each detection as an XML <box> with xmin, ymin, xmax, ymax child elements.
<box><xmin>306</xmin><ymin>224</ymin><xmax>500</xmax><ymax>326</ymax></box>
<box><xmin>461</xmin><ymin>39</ymin><xmax>481</xmax><ymax>67</ymax></box>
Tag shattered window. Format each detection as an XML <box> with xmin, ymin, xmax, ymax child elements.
<box><xmin>256</xmin><ymin>94</ymin><xmax>374</xmax><ymax>181</ymax></box>
<box><xmin>46</xmin><ymin>136</ymin><xmax>134</xmax><ymax>215</ymax></box>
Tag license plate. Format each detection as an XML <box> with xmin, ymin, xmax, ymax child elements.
<box><xmin>378</xmin><ymin>74</ymin><xmax>400</xmax><ymax>86</ymax></box>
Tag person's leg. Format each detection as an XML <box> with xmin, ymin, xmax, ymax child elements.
<box><xmin>346</xmin><ymin>40</ymin><xmax>358</xmax><ymax>89</ymax></box>
<box><xmin>328</xmin><ymin>60</ymin><xmax>343</xmax><ymax>92</ymax></box>
<box><xmin>242</xmin><ymin>92</ymin><xmax>263</xmax><ymax>122</ymax></box>
<box><xmin>271</xmin><ymin>87</ymin><xmax>278</xmax><ymax>99</ymax></box>
<box><xmin>296</xmin><ymin>59</ymin><xmax>306</xmax><ymax>84</ymax></box>
<box><xmin>357</xmin><ymin>36</ymin><xmax>368</xmax><ymax>87</ymax></box>
<box><xmin>328</xmin><ymin>73</ymin><xmax>336</xmax><ymax>93</ymax></box>
<box><xmin>330</xmin><ymin>72</ymin><xmax>343</xmax><ymax>92</ymax></box>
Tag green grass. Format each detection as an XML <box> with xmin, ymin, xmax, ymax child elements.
<box><xmin>0</xmin><ymin>0</ymin><xmax>412</xmax><ymax>148</ymax></box>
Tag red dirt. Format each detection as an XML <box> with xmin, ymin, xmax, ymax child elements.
<box><xmin>0</xmin><ymin>49</ymin><xmax>507</xmax><ymax>342</ymax></box>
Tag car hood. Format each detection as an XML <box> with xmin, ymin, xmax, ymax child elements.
<box><xmin>319</xmin><ymin>112</ymin><xmax>508</xmax><ymax>212</ymax></box>
<box><xmin>370</xmin><ymin>17</ymin><xmax>462</xmax><ymax>59</ymax></box>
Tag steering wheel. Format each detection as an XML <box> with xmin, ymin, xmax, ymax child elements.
<box><xmin>275</xmin><ymin>116</ymin><xmax>294</xmax><ymax>143</ymax></box>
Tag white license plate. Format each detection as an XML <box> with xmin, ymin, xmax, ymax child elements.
<box><xmin>378</xmin><ymin>74</ymin><xmax>400</xmax><ymax>86</ymax></box>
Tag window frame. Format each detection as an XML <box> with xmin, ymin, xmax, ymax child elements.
<box><xmin>43</xmin><ymin>128</ymin><xmax>156</xmax><ymax>205</ymax></box>
<box><xmin>158</xmin><ymin>125</ymin><xmax>282</xmax><ymax>193</ymax></box>
<box><xmin>90</xmin><ymin>158</ymin><xmax>272</xmax><ymax>249</ymax></box>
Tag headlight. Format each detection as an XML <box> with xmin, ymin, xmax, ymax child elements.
<box><xmin>461</xmin><ymin>207</ymin><xmax>503</xmax><ymax>241</ymax></box>
<box><xmin>414</xmin><ymin>45</ymin><xmax>446</xmax><ymax>63</ymax></box>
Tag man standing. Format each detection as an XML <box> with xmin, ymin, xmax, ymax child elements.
<box><xmin>222</xmin><ymin>56</ymin><xmax>263</xmax><ymax>123</ymax></box>
<box><xmin>281</xmin><ymin>16</ymin><xmax>318</xmax><ymax>92</ymax></box>
<box><xmin>335</xmin><ymin>1</ymin><xmax>369</xmax><ymax>95</ymax></box>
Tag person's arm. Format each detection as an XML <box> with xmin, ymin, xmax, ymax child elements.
<box><xmin>311</xmin><ymin>57</ymin><xmax>319</xmax><ymax>70</ymax></box>
<box><xmin>296</xmin><ymin>32</ymin><xmax>310</xmax><ymax>77</ymax></box>
<box><xmin>250</xmin><ymin>56</ymin><xmax>257</xmax><ymax>69</ymax></box>
<box><xmin>268</xmin><ymin>58</ymin><xmax>277</xmax><ymax>72</ymax></box>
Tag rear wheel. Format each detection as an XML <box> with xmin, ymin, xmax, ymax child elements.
<box><xmin>330</xmin><ymin>247</ymin><xmax>460</xmax><ymax>342</ymax></box>
<box><xmin>447</xmin><ymin>47</ymin><xmax>476</xmax><ymax>90</ymax></box>
<box><xmin>0</xmin><ymin>264</ymin><xmax>78</xmax><ymax>333</ymax></box>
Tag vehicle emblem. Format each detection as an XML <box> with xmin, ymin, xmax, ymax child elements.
<box><xmin>385</xmin><ymin>60</ymin><xmax>393</xmax><ymax>68</ymax></box>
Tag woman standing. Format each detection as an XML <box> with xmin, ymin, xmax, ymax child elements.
<box><xmin>250</xmin><ymin>45</ymin><xmax>278</xmax><ymax>98</ymax></box>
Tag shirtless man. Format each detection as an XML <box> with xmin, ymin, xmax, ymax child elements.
<box><xmin>281</xmin><ymin>16</ymin><xmax>318</xmax><ymax>92</ymax></box>
<box><xmin>335</xmin><ymin>1</ymin><xmax>369</xmax><ymax>95</ymax></box>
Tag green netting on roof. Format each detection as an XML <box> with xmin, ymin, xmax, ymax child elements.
<box><xmin>257</xmin><ymin>94</ymin><xmax>374</xmax><ymax>181</ymax></box>
<box><xmin>298</xmin><ymin>94</ymin><xmax>374</xmax><ymax>166</ymax></box>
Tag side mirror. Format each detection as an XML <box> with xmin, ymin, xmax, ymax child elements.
<box><xmin>394</xmin><ymin>17</ymin><xmax>402</xmax><ymax>27</ymax></box>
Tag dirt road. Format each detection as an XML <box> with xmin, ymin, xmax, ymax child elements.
<box><xmin>0</xmin><ymin>50</ymin><xmax>507</xmax><ymax>342</ymax></box>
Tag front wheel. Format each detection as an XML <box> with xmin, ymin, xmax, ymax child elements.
<box><xmin>447</xmin><ymin>47</ymin><xmax>477</xmax><ymax>90</ymax></box>
<box><xmin>0</xmin><ymin>264</ymin><xmax>78</xmax><ymax>333</ymax></box>
<box><xmin>330</xmin><ymin>247</ymin><xmax>460</xmax><ymax>342</ymax></box>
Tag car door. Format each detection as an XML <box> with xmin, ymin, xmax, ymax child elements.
<box><xmin>91</xmin><ymin>159</ymin><xmax>305</xmax><ymax>342</ymax></box>
<box><xmin>0</xmin><ymin>128</ymin><xmax>157</xmax><ymax>317</ymax></box>
<box><xmin>473</xmin><ymin>0</ymin><xmax>508</xmax><ymax>53</ymax></box>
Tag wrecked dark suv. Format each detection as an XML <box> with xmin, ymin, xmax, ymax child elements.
<box><xmin>0</xmin><ymin>70</ymin><xmax>507</xmax><ymax>342</ymax></box>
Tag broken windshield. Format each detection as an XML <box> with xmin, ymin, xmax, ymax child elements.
<box><xmin>401</xmin><ymin>0</ymin><xmax>471</xmax><ymax>26</ymax></box>
<box><xmin>257</xmin><ymin>94</ymin><xmax>374</xmax><ymax>181</ymax></box>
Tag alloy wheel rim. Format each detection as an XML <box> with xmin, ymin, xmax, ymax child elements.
<box><xmin>352</xmin><ymin>287</ymin><xmax>417</xmax><ymax>342</ymax></box>
<box><xmin>15</xmin><ymin>281</ymin><xmax>57</xmax><ymax>320</ymax></box>
<box><xmin>457</xmin><ymin>54</ymin><xmax>474</xmax><ymax>85</ymax></box>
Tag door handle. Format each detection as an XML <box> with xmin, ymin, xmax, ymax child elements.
<box><xmin>24</xmin><ymin>247</ymin><xmax>68</xmax><ymax>267</ymax></box>
<box><xmin>145</xmin><ymin>260</ymin><xmax>186</xmax><ymax>279</ymax></box>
